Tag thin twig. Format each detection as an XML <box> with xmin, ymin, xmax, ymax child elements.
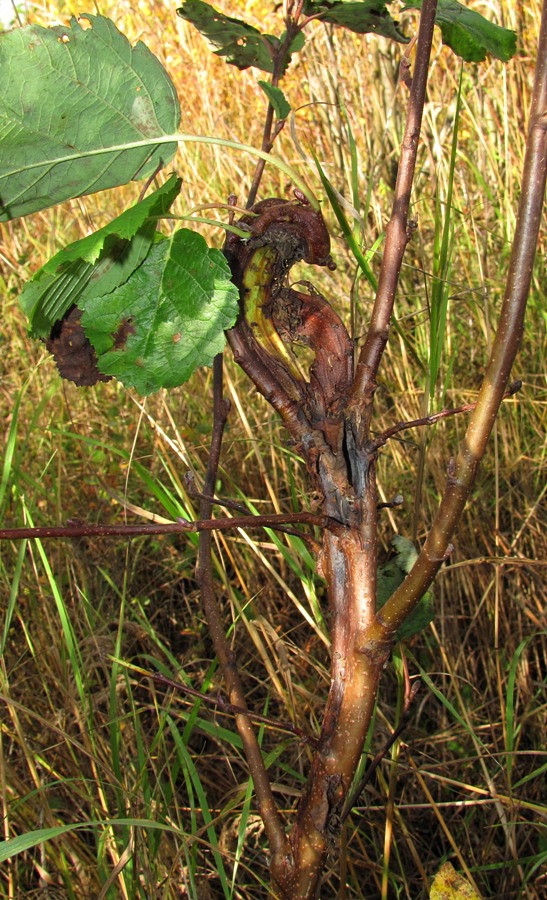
<box><xmin>246</xmin><ymin>101</ymin><xmax>276</xmax><ymax>209</ymax></box>
<box><xmin>0</xmin><ymin>511</ymin><xmax>343</xmax><ymax>542</ymax></box>
<box><xmin>195</xmin><ymin>355</ymin><xmax>289</xmax><ymax>866</ymax></box>
<box><xmin>136</xmin><ymin>160</ymin><xmax>163</xmax><ymax>201</ymax></box>
<box><xmin>151</xmin><ymin>672</ymin><xmax>319</xmax><ymax>746</ymax></box>
<box><xmin>183</xmin><ymin>472</ymin><xmax>250</xmax><ymax>515</ymax></box>
<box><xmin>246</xmin><ymin>16</ymin><xmax>300</xmax><ymax>207</ymax></box>
<box><xmin>377</xmin><ymin>495</ymin><xmax>404</xmax><ymax>510</ymax></box>
<box><xmin>369</xmin><ymin>380</ymin><xmax>521</xmax><ymax>452</ymax></box>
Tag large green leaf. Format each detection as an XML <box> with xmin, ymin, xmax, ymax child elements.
<box><xmin>404</xmin><ymin>0</ymin><xmax>516</xmax><ymax>62</ymax></box>
<box><xmin>80</xmin><ymin>229</ymin><xmax>239</xmax><ymax>394</ymax></box>
<box><xmin>0</xmin><ymin>15</ymin><xmax>180</xmax><ymax>221</ymax></box>
<box><xmin>177</xmin><ymin>0</ymin><xmax>303</xmax><ymax>73</ymax></box>
<box><xmin>19</xmin><ymin>176</ymin><xmax>182</xmax><ymax>339</ymax></box>
<box><xmin>377</xmin><ymin>535</ymin><xmax>434</xmax><ymax>641</ymax></box>
<box><xmin>303</xmin><ymin>1</ymin><xmax>408</xmax><ymax>42</ymax></box>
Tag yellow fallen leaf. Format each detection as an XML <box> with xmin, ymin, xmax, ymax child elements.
<box><xmin>429</xmin><ymin>862</ymin><xmax>483</xmax><ymax>899</ymax></box>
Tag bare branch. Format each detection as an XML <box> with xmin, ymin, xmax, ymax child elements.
<box><xmin>195</xmin><ymin>356</ymin><xmax>289</xmax><ymax>867</ymax></box>
<box><xmin>0</xmin><ymin>511</ymin><xmax>342</xmax><ymax>542</ymax></box>
<box><xmin>349</xmin><ymin>0</ymin><xmax>438</xmax><ymax>438</ymax></box>
<box><xmin>377</xmin><ymin>494</ymin><xmax>404</xmax><ymax>510</ymax></box>
<box><xmin>369</xmin><ymin>380</ymin><xmax>522</xmax><ymax>451</ymax></box>
<box><xmin>372</xmin><ymin>4</ymin><xmax>547</xmax><ymax>639</ymax></box>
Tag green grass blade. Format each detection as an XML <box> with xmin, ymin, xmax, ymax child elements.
<box><xmin>504</xmin><ymin>633</ymin><xmax>544</xmax><ymax>780</ymax></box>
<box><xmin>0</xmin><ymin>819</ymin><xmax>178</xmax><ymax>863</ymax></box>
<box><xmin>312</xmin><ymin>151</ymin><xmax>377</xmax><ymax>290</ymax></box>
<box><xmin>0</xmin><ymin>380</ymin><xmax>30</xmax><ymax>511</ymax></box>
<box><xmin>427</xmin><ymin>67</ymin><xmax>463</xmax><ymax>405</ymax></box>
<box><xmin>23</xmin><ymin>504</ymin><xmax>86</xmax><ymax>709</ymax></box>
<box><xmin>0</xmin><ymin>539</ymin><xmax>27</xmax><ymax>656</ymax></box>
<box><xmin>166</xmin><ymin>716</ymin><xmax>231</xmax><ymax>897</ymax></box>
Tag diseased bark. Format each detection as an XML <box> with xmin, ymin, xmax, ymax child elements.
<box><xmin>228</xmin><ymin>2</ymin><xmax>547</xmax><ymax>895</ymax></box>
<box><xmin>276</xmin><ymin>511</ymin><xmax>390</xmax><ymax>895</ymax></box>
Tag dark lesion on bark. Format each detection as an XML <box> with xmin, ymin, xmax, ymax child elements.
<box><xmin>227</xmin><ymin>196</ymin><xmax>337</xmax><ymax>269</ymax></box>
<box><xmin>224</xmin><ymin>196</ymin><xmax>356</xmax><ymax>473</ymax></box>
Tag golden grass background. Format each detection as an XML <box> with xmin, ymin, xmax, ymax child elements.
<box><xmin>0</xmin><ymin>1</ymin><xmax>545</xmax><ymax>897</ymax></box>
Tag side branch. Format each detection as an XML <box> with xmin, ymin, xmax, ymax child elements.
<box><xmin>349</xmin><ymin>0</ymin><xmax>438</xmax><ymax>435</ymax></box>
<box><xmin>369</xmin><ymin>380</ymin><xmax>521</xmax><ymax>451</ymax></box>
<box><xmin>194</xmin><ymin>356</ymin><xmax>290</xmax><ymax>869</ymax></box>
<box><xmin>372</xmin><ymin>4</ymin><xmax>547</xmax><ymax>638</ymax></box>
<box><xmin>0</xmin><ymin>511</ymin><xmax>342</xmax><ymax>542</ymax></box>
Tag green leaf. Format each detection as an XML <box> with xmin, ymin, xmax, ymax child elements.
<box><xmin>177</xmin><ymin>0</ymin><xmax>301</xmax><ymax>74</ymax></box>
<box><xmin>177</xmin><ymin>0</ymin><xmax>275</xmax><ymax>71</ymax></box>
<box><xmin>303</xmin><ymin>1</ymin><xmax>408</xmax><ymax>43</ymax></box>
<box><xmin>404</xmin><ymin>0</ymin><xmax>516</xmax><ymax>62</ymax></box>
<box><xmin>80</xmin><ymin>229</ymin><xmax>239</xmax><ymax>395</ymax></box>
<box><xmin>258</xmin><ymin>82</ymin><xmax>291</xmax><ymax>121</ymax></box>
<box><xmin>282</xmin><ymin>29</ymin><xmax>306</xmax><ymax>57</ymax></box>
<box><xmin>19</xmin><ymin>176</ymin><xmax>182</xmax><ymax>339</ymax></box>
<box><xmin>377</xmin><ymin>535</ymin><xmax>434</xmax><ymax>640</ymax></box>
<box><xmin>0</xmin><ymin>825</ymin><xmax>92</xmax><ymax>862</ymax></box>
<box><xmin>0</xmin><ymin>15</ymin><xmax>180</xmax><ymax>221</ymax></box>
<box><xmin>0</xmin><ymin>819</ymin><xmax>177</xmax><ymax>863</ymax></box>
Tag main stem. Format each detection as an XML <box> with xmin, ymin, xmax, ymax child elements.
<box><xmin>272</xmin><ymin>5</ymin><xmax>439</xmax><ymax>895</ymax></box>
<box><xmin>272</xmin><ymin>467</ymin><xmax>391</xmax><ymax>895</ymax></box>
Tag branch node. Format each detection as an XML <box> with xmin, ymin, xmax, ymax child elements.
<box><xmin>507</xmin><ymin>379</ymin><xmax>522</xmax><ymax>396</ymax></box>
<box><xmin>425</xmin><ymin>542</ymin><xmax>454</xmax><ymax>564</ymax></box>
<box><xmin>377</xmin><ymin>493</ymin><xmax>404</xmax><ymax>510</ymax></box>
<box><xmin>356</xmin><ymin>638</ymin><xmax>391</xmax><ymax>666</ymax></box>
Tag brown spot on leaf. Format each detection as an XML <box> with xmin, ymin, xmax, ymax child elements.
<box><xmin>46</xmin><ymin>306</ymin><xmax>111</xmax><ymax>387</ymax></box>
<box><xmin>111</xmin><ymin>317</ymin><xmax>135</xmax><ymax>349</ymax></box>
